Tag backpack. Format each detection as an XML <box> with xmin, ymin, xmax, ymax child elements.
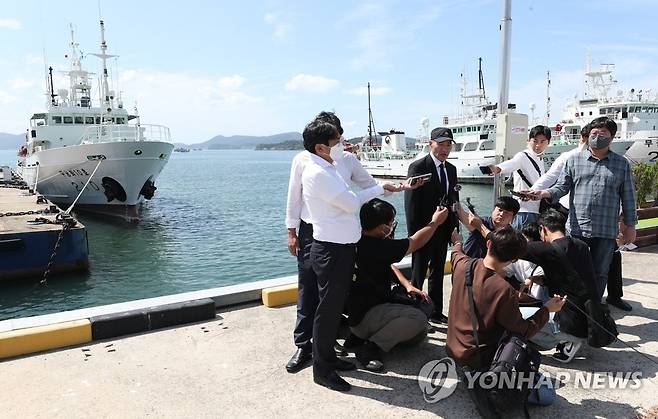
<box><xmin>464</xmin><ymin>258</ymin><xmax>541</xmax><ymax>418</ymax></box>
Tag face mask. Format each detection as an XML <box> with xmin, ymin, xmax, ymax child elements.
<box><xmin>588</xmin><ymin>133</ymin><xmax>612</xmax><ymax>149</ymax></box>
<box><xmin>330</xmin><ymin>141</ymin><xmax>344</xmax><ymax>161</ymax></box>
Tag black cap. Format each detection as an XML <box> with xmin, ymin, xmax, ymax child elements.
<box><xmin>430</xmin><ymin>127</ymin><xmax>454</xmax><ymax>143</ymax></box>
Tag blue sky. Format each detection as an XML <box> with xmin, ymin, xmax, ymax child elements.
<box><xmin>1</xmin><ymin>0</ymin><xmax>657</xmax><ymax>143</ymax></box>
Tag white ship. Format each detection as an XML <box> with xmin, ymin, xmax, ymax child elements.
<box><xmin>358</xmin><ymin>59</ymin><xmax>634</xmax><ymax>181</ymax></box>
<box><xmin>16</xmin><ymin>21</ymin><xmax>173</xmax><ymax>222</ymax></box>
<box><xmin>551</xmin><ymin>57</ymin><xmax>658</xmax><ymax>163</ymax></box>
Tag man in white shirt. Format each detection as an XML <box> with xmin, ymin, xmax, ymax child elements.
<box><xmin>532</xmin><ymin>124</ymin><xmax>590</xmax><ymax>211</ymax></box>
<box><xmin>298</xmin><ymin>119</ymin><xmax>395</xmax><ymax>392</ymax></box>
<box><xmin>487</xmin><ymin>125</ymin><xmax>552</xmax><ymax>229</ymax></box>
<box><xmin>285</xmin><ymin>112</ymin><xmax>406</xmax><ymax>375</ymax></box>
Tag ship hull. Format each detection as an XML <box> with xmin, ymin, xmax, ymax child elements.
<box><xmin>18</xmin><ymin>141</ymin><xmax>173</xmax><ymax>222</ymax></box>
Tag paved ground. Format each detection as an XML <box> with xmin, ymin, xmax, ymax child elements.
<box><xmin>2</xmin><ymin>246</ymin><xmax>658</xmax><ymax>418</ymax></box>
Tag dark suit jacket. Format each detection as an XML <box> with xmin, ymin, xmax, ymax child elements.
<box><xmin>404</xmin><ymin>154</ymin><xmax>459</xmax><ymax>236</ymax></box>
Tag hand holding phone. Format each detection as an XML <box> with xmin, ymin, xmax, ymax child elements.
<box><xmin>479</xmin><ymin>165</ymin><xmax>493</xmax><ymax>175</ymax></box>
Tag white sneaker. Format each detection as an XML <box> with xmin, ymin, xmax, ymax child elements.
<box><xmin>552</xmin><ymin>341</ymin><xmax>582</xmax><ymax>363</ymax></box>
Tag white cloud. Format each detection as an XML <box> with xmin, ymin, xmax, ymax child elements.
<box><xmin>264</xmin><ymin>12</ymin><xmax>292</xmax><ymax>41</ymax></box>
<box><xmin>285</xmin><ymin>74</ymin><xmax>339</xmax><ymax>94</ymax></box>
<box><xmin>0</xmin><ymin>90</ymin><xmax>16</xmax><ymax>105</ymax></box>
<box><xmin>10</xmin><ymin>78</ymin><xmax>35</xmax><ymax>90</ymax></box>
<box><xmin>0</xmin><ymin>18</ymin><xmax>21</xmax><ymax>30</ymax></box>
<box><xmin>347</xmin><ymin>86</ymin><xmax>391</xmax><ymax>96</ymax></box>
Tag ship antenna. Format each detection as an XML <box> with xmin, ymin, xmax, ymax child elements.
<box><xmin>478</xmin><ymin>57</ymin><xmax>486</xmax><ymax>101</ymax></box>
<box><xmin>545</xmin><ymin>70</ymin><xmax>551</xmax><ymax>125</ymax></box>
<box><xmin>367</xmin><ymin>82</ymin><xmax>377</xmax><ymax>147</ymax></box>
<box><xmin>48</xmin><ymin>66</ymin><xmax>56</xmax><ymax>106</ymax></box>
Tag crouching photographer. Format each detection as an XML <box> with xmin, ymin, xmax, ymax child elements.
<box><xmin>446</xmin><ymin>226</ymin><xmax>566</xmax><ymax>418</ymax></box>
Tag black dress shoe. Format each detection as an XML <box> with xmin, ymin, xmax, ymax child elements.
<box><xmin>335</xmin><ymin>358</ymin><xmax>356</xmax><ymax>371</ymax></box>
<box><xmin>607</xmin><ymin>298</ymin><xmax>632</xmax><ymax>311</ymax></box>
<box><xmin>430</xmin><ymin>313</ymin><xmax>448</xmax><ymax>324</ymax></box>
<box><xmin>314</xmin><ymin>372</ymin><xmax>351</xmax><ymax>392</ymax></box>
<box><xmin>286</xmin><ymin>348</ymin><xmax>312</xmax><ymax>373</ymax></box>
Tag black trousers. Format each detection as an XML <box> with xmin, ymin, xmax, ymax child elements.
<box><xmin>607</xmin><ymin>250</ymin><xmax>623</xmax><ymax>300</ymax></box>
<box><xmin>411</xmin><ymin>228</ymin><xmax>449</xmax><ymax>315</ymax></box>
<box><xmin>310</xmin><ymin>240</ymin><xmax>355</xmax><ymax>377</ymax></box>
<box><xmin>293</xmin><ymin>221</ymin><xmax>317</xmax><ymax>351</ymax></box>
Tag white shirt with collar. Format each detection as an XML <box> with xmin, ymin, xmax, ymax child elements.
<box><xmin>497</xmin><ymin>146</ymin><xmax>545</xmax><ymax>214</ymax></box>
<box><xmin>532</xmin><ymin>142</ymin><xmax>586</xmax><ymax>209</ymax></box>
<box><xmin>429</xmin><ymin>152</ymin><xmax>450</xmax><ymax>195</ymax></box>
<box><xmin>301</xmin><ymin>153</ymin><xmax>384</xmax><ymax>244</ymax></box>
<box><xmin>285</xmin><ymin>150</ymin><xmax>387</xmax><ymax>230</ymax></box>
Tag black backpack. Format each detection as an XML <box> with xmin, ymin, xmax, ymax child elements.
<box><xmin>465</xmin><ymin>258</ymin><xmax>541</xmax><ymax>418</ymax></box>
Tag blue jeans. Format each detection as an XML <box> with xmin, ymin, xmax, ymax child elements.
<box><xmin>512</xmin><ymin>212</ymin><xmax>538</xmax><ymax>230</ymax></box>
<box><xmin>520</xmin><ymin>307</ymin><xmax>582</xmax><ymax>350</ymax></box>
<box><xmin>528</xmin><ymin>373</ymin><xmax>557</xmax><ymax>406</ymax></box>
<box><xmin>575</xmin><ymin>236</ymin><xmax>616</xmax><ymax>300</ymax></box>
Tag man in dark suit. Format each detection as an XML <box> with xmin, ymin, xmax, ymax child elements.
<box><xmin>404</xmin><ymin>127</ymin><xmax>459</xmax><ymax>323</ymax></box>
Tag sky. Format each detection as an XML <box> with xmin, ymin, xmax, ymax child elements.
<box><xmin>1</xmin><ymin>0</ymin><xmax>658</xmax><ymax>143</ymax></box>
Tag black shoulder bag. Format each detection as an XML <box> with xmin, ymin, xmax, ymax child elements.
<box><xmin>465</xmin><ymin>258</ymin><xmax>540</xmax><ymax>418</ymax></box>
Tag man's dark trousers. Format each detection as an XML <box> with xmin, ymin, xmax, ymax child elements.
<box><xmin>310</xmin><ymin>240</ymin><xmax>355</xmax><ymax>378</ymax></box>
<box><xmin>293</xmin><ymin>220</ymin><xmax>318</xmax><ymax>351</ymax></box>
<box><xmin>411</xmin><ymin>227</ymin><xmax>450</xmax><ymax>314</ymax></box>
<box><xmin>607</xmin><ymin>249</ymin><xmax>624</xmax><ymax>300</ymax></box>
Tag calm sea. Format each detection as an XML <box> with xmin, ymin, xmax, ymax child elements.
<box><xmin>0</xmin><ymin>149</ymin><xmax>494</xmax><ymax>319</ymax></box>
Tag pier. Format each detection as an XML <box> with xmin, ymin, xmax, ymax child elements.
<box><xmin>0</xmin><ymin>245</ymin><xmax>657</xmax><ymax>418</ymax></box>
<box><xmin>0</xmin><ymin>172</ymin><xmax>88</xmax><ymax>280</ymax></box>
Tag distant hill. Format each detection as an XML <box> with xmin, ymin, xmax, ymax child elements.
<box><xmin>0</xmin><ymin>133</ymin><xmax>24</xmax><ymax>150</ymax></box>
<box><xmin>190</xmin><ymin>132</ymin><xmax>303</xmax><ymax>150</ymax></box>
<box><xmin>255</xmin><ymin>140</ymin><xmax>303</xmax><ymax>150</ymax></box>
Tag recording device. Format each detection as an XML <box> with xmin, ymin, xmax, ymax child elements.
<box><xmin>465</xmin><ymin>197</ymin><xmax>477</xmax><ymax>216</ymax></box>
<box><xmin>479</xmin><ymin>165</ymin><xmax>493</xmax><ymax>175</ymax></box>
<box><xmin>407</xmin><ymin>173</ymin><xmax>432</xmax><ymax>186</ymax></box>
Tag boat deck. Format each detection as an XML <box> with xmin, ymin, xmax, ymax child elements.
<box><xmin>2</xmin><ymin>246</ymin><xmax>657</xmax><ymax>418</ymax></box>
<box><xmin>0</xmin><ymin>187</ymin><xmax>72</xmax><ymax>234</ymax></box>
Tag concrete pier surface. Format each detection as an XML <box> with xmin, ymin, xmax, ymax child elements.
<box><xmin>2</xmin><ymin>246</ymin><xmax>658</xmax><ymax>418</ymax></box>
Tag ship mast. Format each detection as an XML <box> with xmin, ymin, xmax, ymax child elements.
<box><xmin>367</xmin><ymin>82</ymin><xmax>376</xmax><ymax>147</ymax></box>
<box><xmin>545</xmin><ymin>70</ymin><xmax>551</xmax><ymax>125</ymax></box>
<box><xmin>91</xmin><ymin>19</ymin><xmax>117</xmax><ymax>112</ymax></box>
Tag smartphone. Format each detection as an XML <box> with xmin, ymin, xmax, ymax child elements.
<box><xmin>479</xmin><ymin>165</ymin><xmax>493</xmax><ymax>175</ymax></box>
<box><xmin>407</xmin><ymin>173</ymin><xmax>432</xmax><ymax>186</ymax></box>
<box><xmin>509</xmin><ymin>190</ymin><xmax>533</xmax><ymax>199</ymax></box>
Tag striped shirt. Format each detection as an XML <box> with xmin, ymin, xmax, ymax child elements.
<box><xmin>547</xmin><ymin>148</ymin><xmax>637</xmax><ymax>239</ymax></box>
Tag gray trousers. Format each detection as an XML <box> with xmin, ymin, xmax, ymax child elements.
<box><xmin>350</xmin><ymin>303</ymin><xmax>427</xmax><ymax>352</ymax></box>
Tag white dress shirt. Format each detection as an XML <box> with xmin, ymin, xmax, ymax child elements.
<box><xmin>497</xmin><ymin>147</ymin><xmax>545</xmax><ymax>214</ymax></box>
<box><xmin>429</xmin><ymin>152</ymin><xmax>450</xmax><ymax>195</ymax></box>
<box><xmin>532</xmin><ymin>143</ymin><xmax>586</xmax><ymax>209</ymax></box>
<box><xmin>301</xmin><ymin>153</ymin><xmax>384</xmax><ymax>244</ymax></box>
<box><xmin>285</xmin><ymin>150</ymin><xmax>386</xmax><ymax>230</ymax></box>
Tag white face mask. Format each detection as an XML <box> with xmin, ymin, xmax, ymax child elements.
<box><xmin>330</xmin><ymin>141</ymin><xmax>345</xmax><ymax>161</ymax></box>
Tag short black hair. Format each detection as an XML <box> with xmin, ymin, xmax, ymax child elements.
<box><xmin>580</xmin><ymin>123</ymin><xmax>591</xmax><ymax>138</ymax></box>
<box><xmin>495</xmin><ymin>196</ymin><xmax>521</xmax><ymax>215</ymax></box>
<box><xmin>315</xmin><ymin>111</ymin><xmax>344</xmax><ymax>135</ymax></box>
<box><xmin>538</xmin><ymin>209</ymin><xmax>567</xmax><ymax>233</ymax></box>
<box><xmin>303</xmin><ymin>120</ymin><xmax>338</xmax><ymax>154</ymax></box>
<box><xmin>487</xmin><ymin>225</ymin><xmax>527</xmax><ymax>263</ymax></box>
<box><xmin>589</xmin><ymin>116</ymin><xmax>617</xmax><ymax>137</ymax></box>
<box><xmin>529</xmin><ymin>125</ymin><xmax>552</xmax><ymax>141</ymax></box>
<box><xmin>521</xmin><ymin>222</ymin><xmax>541</xmax><ymax>242</ymax></box>
<box><xmin>360</xmin><ymin>198</ymin><xmax>396</xmax><ymax>230</ymax></box>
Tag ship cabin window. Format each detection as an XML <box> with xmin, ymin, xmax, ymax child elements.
<box><xmin>52</xmin><ymin>116</ymin><xmax>62</xmax><ymax>124</ymax></box>
<box><xmin>117</xmin><ymin>117</ymin><xmax>125</xmax><ymax>124</ymax></box>
<box><xmin>95</xmin><ymin>117</ymin><xmax>101</xmax><ymax>124</ymax></box>
<box><xmin>63</xmin><ymin>116</ymin><xmax>73</xmax><ymax>124</ymax></box>
<box><xmin>477</xmin><ymin>126</ymin><xmax>481</xmax><ymax>132</ymax></box>
<box><xmin>467</xmin><ymin>127</ymin><xmax>472</xmax><ymax>132</ymax></box>
<box><xmin>589</xmin><ymin>111</ymin><xmax>593</xmax><ymax>116</ymax></box>
<box><xmin>453</xmin><ymin>143</ymin><xmax>463</xmax><ymax>152</ymax></box>
<box><xmin>479</xmin><ymin>140</ymin><xmax>494</xmax><ymax>151</ymax></box>
<box><xmin>464</xmin><ymin>142</ymin><xmax>478</xmax><ymax>152</ymax></box>
<box><xmin>85</xmin><ymin>117</ymin><xmax>95</xmax><ymax>124</ymax></box>
<box><xmin>75</xmin><ymin>116</ymin><xmax>83</xmax><ymax>124</ymax></box>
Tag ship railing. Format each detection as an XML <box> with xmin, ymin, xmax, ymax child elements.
<box><xmin>78</xmin><ymin>124</ymin><xmax>172</xmax><ymax>144</ymax></box>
